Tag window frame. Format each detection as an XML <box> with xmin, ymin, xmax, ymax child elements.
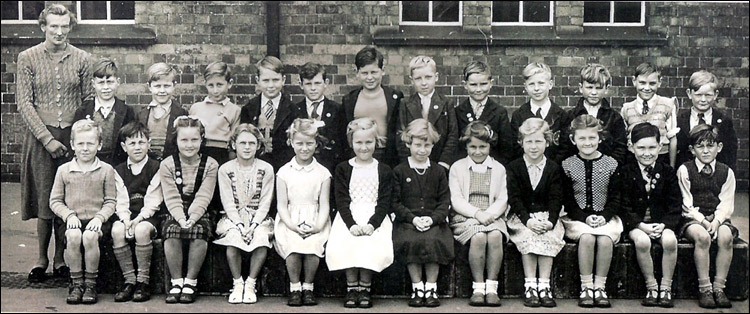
<box><xmin>76</xmin><ymin>1</ymin><xmax>135</xmax><ymax>25</ymax></box>
<box><xmin>399</xmin><ymin>1</ymin><xmax>463</xmax><ymax>26</ymax></box>
<box><xmin>1</xmin><ymin>1</ymin><xmax>42</xmax><ymax>25</ymax></box>
<box><xmin>583</xmin><ymin>1</ymin><xmax>646</xmax><ymax>27</ymax></box>
<box><xmin>491</xmin><ymin>1</ymin><xmax>554</xmax><ymax>26</ymax></box>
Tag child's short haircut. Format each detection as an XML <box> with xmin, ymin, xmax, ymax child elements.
<box><xmin>286</xmin><ymin>118</ymin><xmax>320</xmax><ymax>145</ymax></box>
<box><xmin>408</xmin><ymin>56</ymin><xmax>437</xmax><ymax>76</ymax></box>
<box><xmin>71</xmin><ymin>119</ymin><xmax>102</xmax><ymax>142</ymax></box>
<box><xmin>460</xmin><ymin>120</ymin><xmax>498</xmax><ymax>146</ymax></box>
<box><xmin>346</xmin><ymin>117</ymin><xmax>386</xmax><ymax>149</ymax></box>
<box><xmin>629</xmin><ymin>122</ymin><xmax>660</xmax><ymax>145</ymax></box>
<box><xmin>463</xmin><ymin>61</ymin><xmax>491</xmax><ymax>81</ymax></box>
<box><xmin>232</xmin><ymin>123</ymin><xmax>265</xmax><ymax>157</ymax></box>
<box><xmin>256</xmin><ymin>56</ymin><xmax>284</xmax><ymax>76</ymax></box>
<box><xmin>146</xmin><ymin>62</ymin><xmax>177</xmax><ymax>84</ymax></box>
<box><xmin>569</xmin><ymin>114</ymin><xmax>603</xmax><ymax>135</ymax></box>
<box><xmin>299</xmin><ymin>62</ymin><xmax>327</xmax><ymax>82</ymax></box>
<box><xmin>203</xmin><ymin>61</ymin><xmax>232</xmax><ymax>82</ymax></box>
<box><xmin>522</xmin><ymin>62</ymin><xmax>552</xmax><ymax>81</ymax></box>
<box><xmin>92</xmin><ymin>57</ymin><xmax>118</xmax><ymax>79</ymax></box>
<box><xmin>39</xmin><ymin>4</ymin><xmax>77</xmax><ymax>27</ymax></box>
<box><xmin>634</xmin><ymin>62</ymin><xmax>660</xmax><ymax>78</ymax></box>
<box><xmin>580</xmin><ymin>63</ymin><xmax>611</xmax><ymax>86</ymax></box>
<box><xmin>688</xmin><ymin>123</ymin><xmax>720</xmax><ymax>146</ymax></box>
<box><xmin>172</xmin><ymin>115</ymin><xmax>205</xmax><ymax>138</ymax></box>
<box><xmin>401</xmin><ymin>118</ymin><xmax>440</xmax><ymax>144</ymax></box>
<box><xmin>688</xmin><ymin>70</ymin><xmax>720</xmax><ymax>92</ymax></box>
<box><xmin>518</xmin><ymin>117</ymin><xmax>554</xmax><ymax>144</ymax></box>
<box><xmin>119</xmin><ymin>121</ymin><xmax>150</xmax><ymax>143</ymax></box>
<box><xmin>355</xmin><ymin>46</ymin><xmax>384</xmax><ymax>70</ymax></box>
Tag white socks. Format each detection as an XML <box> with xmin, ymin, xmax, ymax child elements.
<box><xmin>485</xmin><ymin>279</ymin><xmax>499</xmax><ymax>295</ymax></box>
<box><xmin>183</xmin><ymin>278</ymin><xmax>197</xmax><ymax>293</ymax></box>
<box><xmin>472</xmin><ymin>282</ymin><xmax>486</xmax><ymax>295</ymax></box>
<box><xmin>412</xmin><ymin>282</ymin><xmax>425</xmax><ymax>297</ymax></box>
<box><xmin>170</xmin><ymin>278</ymin><xmax>183</xmax><ymax>293</ymax></box>
<box><xmin>538</xmin><ymin>278</ymin><xmax>550</xmax><ymax>290</ymax></box>
<box><xmin>290</xmin><ymin>282</ymin><xmax>302</xmax><ymax>292</ymax></box>
<box><xmin>302</xmin><ymin>282</ymin><xmax>314</xmax><ymax>291</ymax></box>
<box><xmin>524</xmin><ymin>277</ymin><xmax>538</xmax><ymax>291</ymax></box>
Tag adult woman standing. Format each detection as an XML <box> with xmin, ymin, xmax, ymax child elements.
<box><xmin>18</xmin><ymin>4</ymin><xmax>93</xmax><ymax>283</ymax></box>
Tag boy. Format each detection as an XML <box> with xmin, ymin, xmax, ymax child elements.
<box><xmin>677</xmin><ymin>124</ymin><xmax>738</xmax><ymax>309</ymax></box>
<box><xmin>111</xmin><ymin>121</ymin><xmax>165</xmax><ymax>302</ymax></box>
<box><xmin>397</xmin><ymin>56</ymin><xmax>458</xmax><ymax>170</ymax></box>
<box><xmin>136</xmin><ymin>62</ymin><xmax>188</xmax><ymax>161</ymax></box>
<box><xmin>341</xmin><ymin>46</ymin><xmax>404</xmax><ymax>168</ymax></box>
<box><xmin>454</xmin><ymin>61</ymin><xmax>513</xmax><ymax>165</ymax></box>
<box><xmin>510</xmin><ymin>62</ymin><xmax>566</xmax><ymax>164</ymax></box>
<box><xmin>676</xmin><ymin>70</ymin><xmax>737</xmax><ymax>170</ymax></box>
<box><xmin>50</xmin><ymin>119</ymin><xmax>117</xmax><ymax>304</ymax></box>
<box><xmin>294</xmin><ymin>62</ymin><xmax>347</xmax><ymax>174</ymax></box>
<box><xmin>620</xmin><ymin>62</ymin><xmax>679</xmax><ymax>167</ymax></box>
<box><xmin>560</xmin><ymin>64</ymin><xmax>627</xmax><ymax>164</ymax></box>
<box><xmin>240</xmin><ymin>56</ymin><xmax>296</xmax><ymax>172</ymax></box>
<box><xmin>621</xmin><ymin>123</ymin><xmax>681</xmax><ymax>308</ymax></box>
<box><xmin>74</xmin><ymin>57</ymin><xmax>136</xmax><ymax>166</ymax></box>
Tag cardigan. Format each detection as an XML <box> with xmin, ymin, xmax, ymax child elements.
<box><xmin>454</xmin><ymin>98</ymin><xmax>514</xmax><ymax>165</ymax></box>
<box><xmin>561</xmin><ymin>154</ymin><xmax>621</xmax><ymax>222</ymax></box>
<box><xmin>506</xmin><ymin>157</ymin><xmax>564</xmax><ymax>226</ymax></box>
<box><xmin>620</xmin><ymin>160</ymin><xmax>682</xmax><ymax>231</ymax></box>
<box><xmin>74</xmin><ymin>97</ymin><xmax>136</xmax><ymax>165</ymax></box>
<box><xmin>560</xmin><ymin>98</ymin><xmax>628</xmax><ymax>165</ymax></box>
<box><xmin>392</xmin><ymin>161</ymin><xmax>451</xmax><ymax>226</ymax></box>
<box><xmin>240</xmin><ymin>93</ymin><xmax>296</xmax><ymax>172</ymax></box>
<box><xmin>160</xmin><ymin>154</ymin><xmax>219</xmax><ymax>223</ymax></box>
<box><xmin>136</xmin><ymin>101</ymin><xmax>188</xmax><ymax>161</ymax></box>
<box><xmin>334</xmin><ymin>159</ymin><xmax>394</xmax><ymax>229</ymax></box>
<box><xmin>397</xmin><ymin>92</ymin><xmax>459</xmax><ymax>166</ymax></box>
<box><xmin>675</xmin><ymin>108</ymin><xmax>738</xmax><ymax>170</ymax></box>
<box><xmin>510</xmin><ymin>100</ymin><xmax>566</xmax><ymax>164</ymax></box>
<box><xmin>49</xmin><ymin>158</ymin><xmax>117</xmax><ymax>222</ymax></box>
<box><xmin>294</xmin><ymin>97</ymin><xmax>348</xmax><ymax>174</ymax></box>
<box><xmin>449</xmin><ymin>156</ymin><xmax>508</xmax><ymax>220</ymax></box>
<box><xmin>218</xmin><ymin>159</ymin><xmax>275</xmax><ymax>225</ymax></box>
<box><xmin>341</xmin><ymin>86</ymin><xmax>403</xmax><ymax>168</ymax></box>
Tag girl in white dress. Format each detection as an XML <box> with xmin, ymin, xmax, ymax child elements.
<box><xmin>326</xmin><ymin>118</ymin><xmax>395</xmax><ymax>308</ymax></box>
<box><xmin>274</xmin><ymin>118</ymin><xmax>332</xmax><ymax>306</ymax></box>
<box><xmin>214</xmin><ymin>124</ymin><xmax>275</xmax><ymax>304</ymax></box>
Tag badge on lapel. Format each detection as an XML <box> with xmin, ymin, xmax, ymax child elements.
<box><xmin>406</xmin><ymin>178</ymin><xmax>412</xmax><ymax>183</ymax></box>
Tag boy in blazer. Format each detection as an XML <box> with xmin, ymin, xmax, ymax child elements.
<box><xmin>137</xmin><ymin>62</ymin><xmax>187</xmax><ymax>161</ymax></box>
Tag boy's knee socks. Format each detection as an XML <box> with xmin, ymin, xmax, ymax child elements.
<box><xmin>113</xmin><ymin>245</ymin><xmax>136</xmax><ymax>284</ymax></box>
<box><xmin>84</xmin><ymin>271</ymin><xmax>98</xmax><ymax>285</ymax></box>
<box><xmin>71</xmin><ymin>271</ymin><xmax>84</xmax><ymax>285</ymax></box>
<box><xmin>135</xmin><ymin>242</ymin><xmax>153</xmax><ymax>283</ymax></box>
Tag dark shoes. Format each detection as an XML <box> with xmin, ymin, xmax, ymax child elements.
<box><xmin>165</xmin><ymin>284</ymin><xmax>181</xmax><ymax>304</ymax></box>
<box><xmin>485</xmin><ymin>292</ymin><xmax>502</xmax><ymax>307</ymax></box>
<box><xmin>114</xmin><ymin>283</ymin><xmax>136</xmax><ymax>302</ymax></box>
<box><xmin>578</xmin><ymin>287</ymin><xmax>595</xmax><ymax>308</ymax></box>
<box><xmin>408</xmin><ymin>288</ymin><xmax>424</xmax><ymax>307</ymax></box>
<box><xmin>179</xmin><ymin>284</ymin><xmax>197</xmax><ymax>303</ymax></box>
<box><xmin>538</xmin><ymin>288</ymin><xmax>556</xmax><ymax>307</ymax></box>
<box><xmin>657</xmin><ymin>289</ymin><xmax>673</xmax><ymax>308</ymax></box>
<box><xmin>699</xmin><ymin>290</ymin><xmax>716</xmax><ymax>309</ymax></box>
<box><xmin>424</xmin><ymin>288</ymin><xmax>440</xmax><ymax>307</ymax></box>
<box><xmin>593</xmin><ymin>288</ymin><xmax>611</xmax><ymax>308</ymax></box>
<box><xmin>469</xmin><ymin>292</ymin><xmax>485</xmax><ymax>306</ymax></box>
<box><xmin>53</xmin><ymin>266</ymin><xmax>70</xmax><ymax>279</ymax></box>
<box><xmin>302</xmin><ymin>289</ymin><xmax>317</xmax><ymax>306</ymax></box>
<box><xmin>81</xmin><ymin>283</ymin><xmax>98</xmax><ymax>304</ymax></box>
<box><xmin>714</xmin><ymin>289</ymin><xmax>732</xmax><ymax>308</ymax></box>
<box><xmin>132</xmin><ymin>282</ymin><xmax>151</xmax><ymax>302</ymax></box>
<box><xmin>642</xmin><ymin>289</ymin><xmax>658</xmax><ymax>307</ymax></box>
<box><xmin>523</xmin><ymin>287</ymin><xmax>541</xmax><ymax>307</ymax></box>
<box><xmin>343</xmin><ymin>289</ymin><xmax>358</xmax><ymax>308</ymax></box>
<box><xmin>287</xmin><ymin>290</ymin><xmax>302</xmax><ymax>307</ymax></box>
<box><xmin>66</xmin><ymin>283</ymin><xmax>84</xmax><ymax>304</ymax></box>
<box><xmin>358</xmin><ymin>289</ymin><xmax>372</xmax><ymax>308</ymax></box>
<box><xmin>28</xmin><ymin>267</ymin><xmax>47</xmax><ymax>283</ymax></box>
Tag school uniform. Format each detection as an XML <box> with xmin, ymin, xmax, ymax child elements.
<box><xmin>397</xmin><ymin>92</ymin><xmax>459</xmax><ymax>166</ymax></box>
<box><xmin>136</xmin><ymin>101</ymin><xmax>188</xmax><ymax>161</ymax></box>
<box><xmin>114</xmin><ymin>157</ymin><xmax>167</xmax><ymax>234</ymax></box>
<box><xmin>620</xmin><ymin>160</ymin><xmax>682</xmax><ymax>232</ymax></box>
<box><xmin>341</xmin><ymin>86</ymin><xmax>403</xmax><ymax>168</ymax></box>
<box><xmin>560</xmin><ymin>98</ymin><xmax>628</xmax><ymax>165</ymax></box>
<box><xmin>294</xmin><ymin>97</ymin><xmax>347</xmax><ymax>174</ymax></box>
<box><xmin>454</xmin><ymin>97</ymin><xmax>514</xmax><ymax>165</ymax></box>
<box><xmin>510</xmin><ymin>100</ymin><xmax>566</xmax><ymax>164</ymax></box>
<box><xmin>676</xmin><ymin>159</ymin><xmax>739</xmax><ymax>238</ymax></box>
<box><xmin>73</xmin><ymin>98</ymin><xmax>135</xmax><ymax>166</ymax></box>
<box><xmin>675</xmin><ymin>107</ymin><xmax>738</xmax><ymax>171</ymax></box>
<box><xmin>240</xmin><ymin>93</ymin><xmax>296</xmax><ymax>172</ymax></box>
<box><xmin>621</xmin><ymin>95</ymin><xmax>678</xmax><ymax>162</ymax></box>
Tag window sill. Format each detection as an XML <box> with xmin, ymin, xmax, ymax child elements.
<box><xmin>373</xmin><ymin>25</ymin><xmax>667</xmax><ymax>47</ymax></box>
<box><xmin>1</xmin><ymin>24</ymin><xmax>156</xmax><ymax>46</ymax></box>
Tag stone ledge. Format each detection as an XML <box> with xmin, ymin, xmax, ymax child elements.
<box><xmin>1</xmin><ymin>24</ymin><xmax>156</xmax><ymax>46</ymax></box>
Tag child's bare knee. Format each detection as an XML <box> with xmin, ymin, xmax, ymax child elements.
<box><xmin>66</xmin><ymin>229</ymin><xmax>82</xmax><ymax>246</ymax></box>
<box><xmin>632</xmin><ymin>234</ymin><xmax>651</xmax><ymax>252</ymax></box>
<box><xmin>82</xmin><ymin>230</ymin><xmax>99</xmax><ymax>247</ymax></box>
<box><xmin>471</xmin><ymin>233</ymin><xmax>488</xmax><ymax>245</ymax></box>
<box><xmin>717</xmin><ymin>227</ymin><xmax>734</xmax><ymax>248</ymax></box>
<box><xmin>111</xmin><ymin>222</ymin><xmax>126</xmax><ymax>239</ymax></box>
<box><xmin>134</xmin><ymin>223</ymin><xmax>153</xmax><ymax>243</ymax></box>
<box><xmin>596</xmin><ymin>235</ymin><xmax>613</xmax><ymax>247</ymax></box>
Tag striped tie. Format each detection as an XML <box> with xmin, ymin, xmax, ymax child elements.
<box><xmin>264</xmin><ymin>100</ymin><xmax>274</xmax><ymax>121</ymax></box>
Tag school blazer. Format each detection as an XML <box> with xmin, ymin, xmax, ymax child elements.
<box><xmin>675</xmin><ymin>108</ymin><xmax>737</xmax><ymax>170</ymax></box>
<box><xmin>510</xmin><ymin>101</ymin><xmax>566</xmax><ymax>164</ymax></box>
<box><xmin>620</xmin><ymin>160</ymin><xmax>682</xmax><ymax>232</ymax></box>
<box><xmin>74</xmin><ymin>98</ymin><xmax>136</xmax><ymax>165</ymax></box>
<box><xmin>293</xmin><ymin>98</ymin><xmax>347</xmax><ymax>173</ymax></box>
<box><xmin>559</xmin><ymin>98</ymin><xmax>628</xmax><ymax>165</ymax></box>
<box><xmin>240</xmin><ymin>93</ymin><xmax>296</xmax><ymax>172</ymax></box>
<box><xmin>454</xmin><ymin>98</ymin><xmax>514</xmax><ymax>165</ymax></box>
<box><xmin>397</xmin><ymin>92</ymin><xmax>458</xmax><ymax>165</ymax></box>
<box><xmin>505</xmin><ymin>157</ymin><xmax>563</xmax><ymax>226</ymax></box>
<box><xmin>136</xmin><ymin>101</ymin><xmax>188</xmax><ymax>161</ymax></box>
<box><xmin>341</xmin><ymin>86</ymin><xmax>403</xmax><ymax>168</ymax></box>
<box><xmin>449</xmin><ymin>157</ymin><xmax>509</xmax><ymax>220</ymax></box>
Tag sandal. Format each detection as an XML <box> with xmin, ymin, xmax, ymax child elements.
<box><xmin>180</xmin><ymin>284</ymin><xmax>197</xmax><ymax>303</ymax></box>
<box><xmin>27</xmin><ymin>267</ymin><xmax>48</xmax><ymax>283</ymax></box>
<box><xmin>165</xmin><ymin>284</ymin><xmax>181</xmax><ymax>304</ymax></box>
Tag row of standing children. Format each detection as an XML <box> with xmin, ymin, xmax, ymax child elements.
<box><xmin>45</xmin><ymin>46</ymin><xmax>737</xmax><ymax>310</ymax></box>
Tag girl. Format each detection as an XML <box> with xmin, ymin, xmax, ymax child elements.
<box><xmin>274</xmin><ymin>118</ymin><xmax>332</xmax><ymax>307</ymax></box>
<box><xmin>560</xmin><ymin>114</ymin><xmax>622</xmax><ymax>308</ymax></box>
<box><xmin>506</xmin><ymin>118</ymin><xmax>566</xmax><ymax>308</ymax></box>
<box><xmin>214</xmin><ymin>124</ymin><xmax>275</xmax><ymax>304</ymax></box>
<box><xmin>449</xmin><ymin>120</ymin><xmax>508</xmax><ymax>307</ymax></box>
<box><xmin>393</xmin><ymin>119</ymin><xmax>454</xmax><ymax>308</ymax></box>
<box><xmin>326</xmin><ymin>118</ymin><xmax>395</xmax><ymax>308</ymax></box>
<box><xmin>160</xmin><ymin>116</ymin><xmax>219</xmax><ymax>304</ymax></box>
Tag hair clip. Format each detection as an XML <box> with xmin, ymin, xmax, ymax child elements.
<box><xmin>173</xmin><ymin>115</ymin><xmax>205</xmax><ymax>128</ymax></box>
<box><xmin>484</xmin><ymin>125</ymin><xmax>494</xmax><ymax>138</ymax></box>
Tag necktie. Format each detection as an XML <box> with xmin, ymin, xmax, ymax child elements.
<box><xmin>474</xmin><ymin>103</ymin><xmax>485</xmax><ymax>119</ymax></box>
<box><xmin>701</xmin><ymin>164</ymin><xmax>713</xmax><ymax>176</ymax></box>
<box><xmin>698</xmin><ymin>113</ymin><xmax>706</xmax><ymax>125</ymax></box>
<box><xmin>264</xmin><ymin>99</ymin><xmax>275</xmax><ymax>121</ymax></box>
<box><xmin>310</xmin><ymin>101</ymin><xmax>322</xmax><ymax>119</ymax></box>
<box><xmin>645</xmin><ymin>165</ymin><xmax>653</xmax><ymax>179</ymax></box>
<box><xmin>644</xmin><ymin>165</ymin><xmax>654</xmax><ymax>220</ymax></box>
<box><xmin>535</xmin><ymin>107</ymin><xmax>543</xmax><ymax>119</ymax></box>
<box><xmin>642</xmin><ymin>100</ymin><xmax>649</xmax><ymax>115</ymax></box>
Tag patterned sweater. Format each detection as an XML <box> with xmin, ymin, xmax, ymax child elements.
<box><xmin>562</xmin><ymin>154</ymin><xmax>621</xmax><ymax>222</ymax></box>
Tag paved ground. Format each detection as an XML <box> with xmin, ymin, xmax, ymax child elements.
<box><xmin>2</xmin><ymin>182</ymin><xmax>748</xmax><ymax>312</ymax></box>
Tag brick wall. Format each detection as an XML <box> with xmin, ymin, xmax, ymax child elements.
<box><xmin>2</xmin><ymin>1</ymin><xmax>748</xmax><ymax>190</ymax></box>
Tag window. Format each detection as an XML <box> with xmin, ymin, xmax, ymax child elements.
<box><xmin>583</xmin><ymin>1</ymin><xmax>645</xmax><ymax>26</ymax></box>
<box><xmin>492</xmin><ymin>1</ymin><xmax>553</xmax><ymax>25</ymax></box>
<box><xmin>1</xmin><ymin>1</ymin><xmax>44</xmax><ymax>24</ymax></box>
<box><xmin>77</xmin><ymin>1</ymin><xmax>135</xmax><ymax>24</ymax></box>
<box><xmin>400</xmin><ymin>1</ymin><xmax>462</xmax><ymax>26</ymax></box>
